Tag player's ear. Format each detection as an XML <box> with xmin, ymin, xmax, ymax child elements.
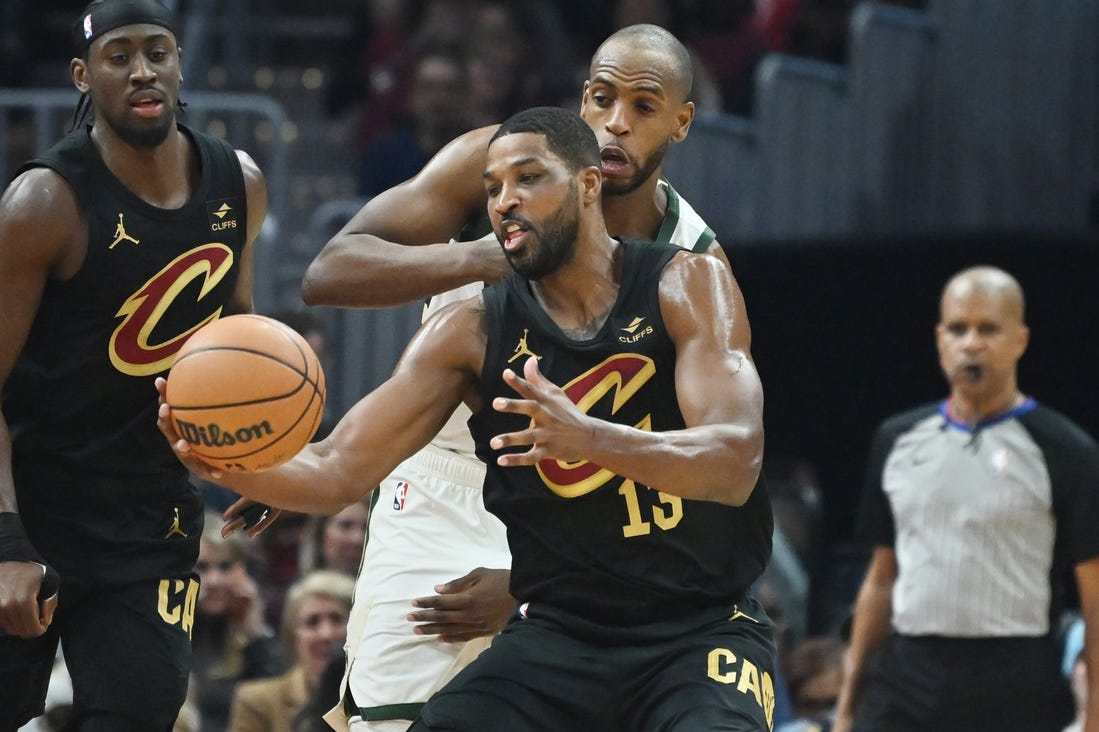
<box><xmin>71</xmin><ymin>57</ymin><xmax>90</xmax><ymax>93</ymax></box>
<box><xmin>580</xmin><ymin>165</ymin><xmax>601</xmax><ymax>204</ymax></box>
<box><xmin>670</xmin><ymin>100</ymin><xmax>694</xmax><ymax>143</ymax></box>
<box><xmin>578</xmin><ymin>79</ymin><xmax>592</xmax><ymax>115</ymax></box>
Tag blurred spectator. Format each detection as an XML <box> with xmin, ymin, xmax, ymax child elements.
<box><xmin>256</xmin><ymin>510</ymin><xmax>310</xmax><ymax>630</ymax></box>
<box><xmin>684</xmin><ymin>0</ymin><xmax>768</xmax><ymax>116</ymax></box>
<box><xmin>191</xmin><ymin>514</ymin><xmax>283</xmax><ymax>731</ymax></box>
<box><xmin>324</xmin><ymin>0</ymin><xmax>421</xmax><ymax>140</ymax></box>
<box><xmin>357</xmin><ymin>47</ymin><xmax>472</xmax><ymax>197</ymax></box>
<box><xmin>228</xmin><ymin>570</ymin><xmax>355</xmax><ymax>732</ymax></box>
<box><xmin>462</xmin><ymin>0</ymin><xmax>569</xmax><ymax>128</ymax></box>
<box><xmin>298</xmin><ymin>497</ymin><xmax>371</xmax><ymax>577</ymax></box>
<box><xmin>777</xmin><ymin>635</ymin><xmax>845</xmax><ymax>732</ymax></box>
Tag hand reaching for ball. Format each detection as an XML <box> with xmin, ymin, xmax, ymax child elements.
<box><xmin>156</xmin><ymin>376</ymin><xmax>226</xmax><ymax>482</ymax></box>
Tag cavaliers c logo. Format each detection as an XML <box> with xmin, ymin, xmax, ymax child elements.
<box><xmin>110</xmin><ymin>244</ymin><xmax>234</xmax><ymax>376</ymax></box>
<box><xmin>536</xmin><ymin>353</ymin><xmax>655</xmax><ymax>498</ymax></box>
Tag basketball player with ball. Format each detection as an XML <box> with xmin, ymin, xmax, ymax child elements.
<box><xmin>159</xmin><ymin>106</ymin><xmax>776</xmax><ymax>730</ymax></box>
<box><xmin>0</xmin><ymin>1</ymin><xmax>267</xmax><ymax>729</ymax></box>
<box><xmin>298</xmin><ymin>24</ymin><xmax>746</xmax><ymax>731</ymax></box>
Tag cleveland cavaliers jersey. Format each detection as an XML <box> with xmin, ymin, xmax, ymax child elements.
<box><xmin>4</xmin><ymin>123</ymin><xmax>248</xmax><ymax>477</ymax></box>
<box><xmin>468</xmin><ymin>240</ymin><xmax>773</xmax><ymax>629</ymax></box>
<box><xmin>429</xmin><ymin>179</ymin><xmax>717</xmax><ymax>459</ymax></box>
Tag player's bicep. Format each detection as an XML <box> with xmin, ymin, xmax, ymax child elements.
<box><xmin>660</xmin><ymin>253</ymin><xmax>762</xmax><ymax>430</ymax></box>
<box><xmin>337</xmin><ymin>127</ymin><xmax>496</xmax><ymax>246</ymax></box>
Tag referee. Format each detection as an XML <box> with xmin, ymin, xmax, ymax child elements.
<box><xmin>833</xmin><ymin>266</ymin><xmax>1099</xmax><ymax>732</ymax></box>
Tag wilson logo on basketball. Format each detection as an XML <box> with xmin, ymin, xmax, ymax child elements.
<box><xmin>173</xmin><ymin>419</ymin><xmax>276</xmax><ymax>447</ymax></box>
<box><xmin>536</xmin><ymin>353</ymin><xmax>655</xmax><ymax>498</ymax></box>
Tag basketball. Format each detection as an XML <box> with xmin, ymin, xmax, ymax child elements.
<box><xmin>166</xmin><ymin>314</ymin><xmax>327</xmax><ymax>472</ymax></box>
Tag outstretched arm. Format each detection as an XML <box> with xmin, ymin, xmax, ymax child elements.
<box><xmin>301</xmin><ymin>126</ymin><xmax>509</xmax><ymax>308</ymax></box>
<box><xmin>491</xmin><ymin>252</ymin><xmax>763</xmax><ymax>506</ymax></box>
<box><xmin>158</xmin><ymin>300</ymin><xmax>486</xmax><ymax>515</ymax></box>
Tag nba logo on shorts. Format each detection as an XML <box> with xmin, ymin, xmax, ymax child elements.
<box><xmin>393</xmin><ymin>481</ymin><xmax>409</xmax><ymax>511</ymax></box>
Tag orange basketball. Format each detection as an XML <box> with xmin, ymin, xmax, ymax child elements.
<box><xmin>166</xmin><ymin>314</ymin><xmax>326</xmax><ymax>472</ymax></box>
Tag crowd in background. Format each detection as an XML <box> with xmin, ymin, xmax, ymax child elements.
<box><xmin>5</xmin><ymin>1</ymin><xmax>1092</xmax><ymax>731</ymax></box>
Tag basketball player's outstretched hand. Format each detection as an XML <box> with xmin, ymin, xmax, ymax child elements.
<box><xmin>154</xmin><ymin>377</ymin><xmax>225</xmax><ymax>481</ymax></box>
<box><xmin>408</xmin><ymin>567</ymin><xmax>515</xmax><ymax>642</ymax></box>
<box><xmin>490</xmin><ymin>356</ymin><xmax>593</xmax><ymax>467</ymax></box>
<box><xmin>222</xmin><ymin>498</ymin><xmax>282</xmax><ymax>539</ymax></box>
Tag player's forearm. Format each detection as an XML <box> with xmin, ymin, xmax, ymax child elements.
<box><xmin>205</xmin><ymin>442</ymin><xmax>366</xmax><ymax>515</ymax></box>
<box><xmin>0</xmin><ymin>416</ymin><xmax>17</xmax><ymax>513</ymax></box>
<box><xmin>302</xmin><ymin>235</ymin><xmax>500</xmax><ymax>308</ymax></box>
<box><xmin>585</xmin><ymin>420</ymin><xmax>762</xmax><ymax>506</ymax></box>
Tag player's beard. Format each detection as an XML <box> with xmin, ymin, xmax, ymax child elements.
<box><xmin>508</xmin><ymin>182</ymin><xmax>580</xmax><ymax>281</ymax></box>
<box><xmin>602</xmin><ymin>141</ymin><xmax>667</xmax><ymax>196</ymax></box>
<box><xmin>101</xmin><ymin>104</ymin><xmax>175</xmax><ymax>149</ymax></box>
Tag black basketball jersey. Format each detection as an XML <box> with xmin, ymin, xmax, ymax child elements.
<box><xmin>469</xmin><ymin>240</ymin><xmax>773</xmax><ymax>630</ymax></box>
<box><xmin>3</xmin><ymin>123</ymin><xmax>248</xmax><ymax>478</ymax></box>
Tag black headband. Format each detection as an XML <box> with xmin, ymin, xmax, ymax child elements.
<box><xmin>72</xmin><ymin>0</ymin><xmax>177</xmax><ymax>56</ymax></box>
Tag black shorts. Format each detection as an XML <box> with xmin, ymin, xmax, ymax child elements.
<box><xmin>411</xmin><ymin>596</ymin><xmax>777</xmax><ymax>732</ymax></box>
<box><xmin>852</xmin><ymin>634</ymin><xmax>1074</xmax><ymax>732</ymax></box>
<box><xmin>13</xmin><ymin>455</ymin><xmax>202</xmax><ymax>585</ymax></box>
<box><xmin>0</xmin><ymin>573</ymin><xmax>198</xmax><ymax>730</ymax></box>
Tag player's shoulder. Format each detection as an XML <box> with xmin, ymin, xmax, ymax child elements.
<box><xmin>657</xmin><ymin>240</ymin><xmax>726</xmax><ymax>283</ymax></box>
<box><xmin>1</xmin><ymin>166</ymin><xmax>80</xmax><ymax>224</ymax></box>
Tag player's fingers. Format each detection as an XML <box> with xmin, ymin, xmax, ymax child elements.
<box><xmin>496</xmin><ymin>449</ymin><xmax>542</xmax><ymax>467</ymax></box>
<box><xmin>246</xmin><ymin>507</ymin><xmax>281</xmax><ymax>538</ymax></box>
<box><xmin>156</xmin><ymin>402</ymin><xmax>177</xmax><ymax>437</ymax></box>
<box><xmin>491</xmin><ymin>394</ymin><xmax>540</xmax><ymax>418</ymax></box>
<box><xmin>39</xmin><ymin>593</ymin><xmax>58</xmax><ymax>627</ymax></box>
<box><xmin>500</xmin><ymin>368</ymin><xmax>535</xmax><ymax>398</ymax></box>
<box><xmin>490</xmin><ymin>420</ymin><xmax>548</xmax><ymax>450</ymax></box>
<box><xmin>522</xmin><ymin>355</ymin><xmax>545</xmax><ymax>384</ymax></box>
<box><xmin>154</xmin><ymin>376</ymin><xmax>168</xmax><ymax>402</ymax></box>
<box><xmin>5</xmin><ymin>603</ymin><xmax>47</xmax><ymax>638</ymax></box>
<box><xmin>434</xmin><ymin>572</ymin><xmax>476</xmax><ymax>594</ymax></box>
<box><xmin>411</xmin><ymin>621</ymin><xmax>481</xmax><ymax>639</ymax></box>
<box><xmin>410</xmin><ymin>595</ymin><xmax>466</xmax><ymax>613</ymax></box>
<box><xmin>158</xmin><ymin>404</ymin><xmax>223</xmax><ymax>478</ymax></box>
<box><xmin>221</xmin><ymin>516</ymin><xmax>246</xmax><ymax>538</ymax></box>
<box><xmin>434</xmin><ymin>631</ymin><xmax>485</xmax><ymax>643</ymax></box>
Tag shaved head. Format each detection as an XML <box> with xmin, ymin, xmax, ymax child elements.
<box><xmin>591</xmin><ymin>24</ymin><xmax>693</xmax><ymax>102</ymax></box>
<box><xmin>940</xmin><ymin>266</ymin><xmax>1026</xmax><ymax>323</ymax></box>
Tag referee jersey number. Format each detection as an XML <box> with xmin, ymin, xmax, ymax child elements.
<box><xmin>157</xmin><ymin>578</ymin><xmax>199</xmax><ymax>638</ymax></box>
<box><xmin>619</xmin><ymin>480</ymin><xmax>683</xmax><ymax>537</ymax></box>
